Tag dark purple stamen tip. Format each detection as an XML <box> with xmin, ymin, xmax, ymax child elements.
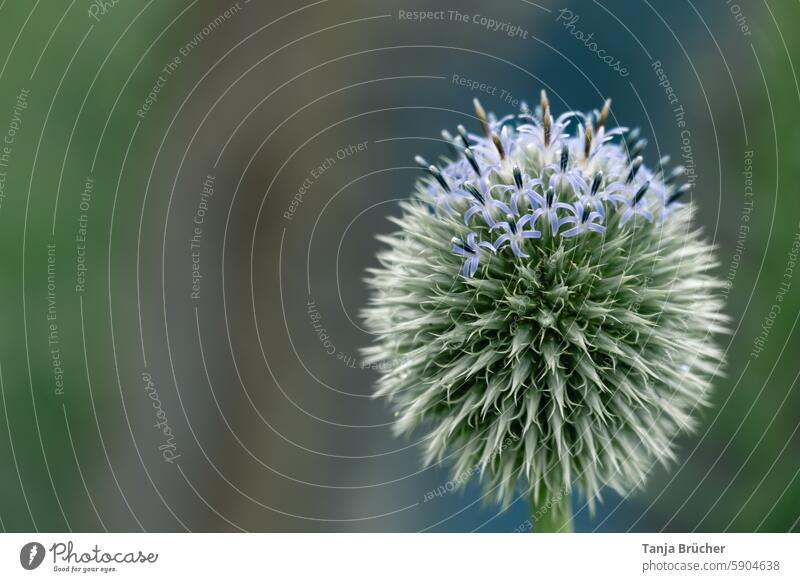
<box><xmin>629</xmin><ymin>138</ymin><xmax>647</xmax><ymax>158</ymax></box>
<box><xmin>513</xmin><ymin>166</ymin><xmax>524</xmax><ymax>190</ymax></box>
<box><xmin>667</xmin><ymin>183</ymin><xmax>691</xmax><ymax>205</ymax></box>
<box><xmin>626</xmin><ymin>127</ymin><xmax>641</xmax><ymax>145</ymax></box>
<box><xmin>591</xmin><ymin>172</ymin><xmax>603</xmax><ymax>195</ymax></box>
<box><xmin>663</xmin><ymin>166</ymin><xmax>685</xmax><ymax>185</ymax></box>
<box><xmin>464</xmin><ymin>148</ymin><xmax>481</xmax><ymax>175</ymax></box>
<box><xmin>456</xmin><ymin>125</ymin><xmax>470</xmax><ymax>147</ymax></box>
<box><xmin>441</xmin><ymin>130</ymin><xmax>460</xmax><ymax>155</ymax></box>
<box><xmin>633</xmin><ymin>181</ymin><xmax>650</xmax><ymax>205</ymax></box>
<box><xmin>506</xmin><ymin>214</ymin><xmax>517</xmax><ymax>233</ymax></box>
<box><xmin>464</xmin><ymin>183</ymin><xmax>485</xmax><ymax>204</ymax></box>
<box><xmin>428</xmin><ymin>166</ymin><xmax>450</xmax><ymax>192</ymax></box>
<box><xmin>626</xmin><ymin>156</ymin><xmax>643</xmax><ymax>184</ymax></box>
<box><xmin>451</xmin><ymin>237</ymin><xmax>474</xmax><ymax>254</ymax></box>
<box><xmin>656</xmin><ymin>155</ymin><xmax>671</xmax><ymax>176</ymax></box>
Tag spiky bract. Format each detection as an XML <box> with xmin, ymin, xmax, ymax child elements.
<box><xmin>362</xmin><ymin>95</ymin><xmax>727</xmax><ymax>509</ymax></box>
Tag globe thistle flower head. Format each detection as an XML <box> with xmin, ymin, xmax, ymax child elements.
<box><xmin>362</xmin><ymin>93</ymin><xmax>728</xmax><ymax>520</ymax></box>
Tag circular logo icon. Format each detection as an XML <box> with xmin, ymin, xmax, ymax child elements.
<box><xmin>20</xmin><ymin>542</ymin><xmax>46</xmax><ymax>570</ymax></box>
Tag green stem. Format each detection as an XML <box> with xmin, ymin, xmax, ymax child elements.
<box><xmin>530</xmin><ymin>486</ymin><xmax>573</xmax><ymax>533</ymax></box>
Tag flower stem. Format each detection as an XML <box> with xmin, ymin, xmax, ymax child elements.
<box><xmin>530</xmin><ymin>486</ymin><xmax>573</xmax><ymax>533</ymax></box>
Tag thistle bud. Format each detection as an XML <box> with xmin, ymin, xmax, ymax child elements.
<box><xmin>363</xmin><ymin>92</ymin><xmax>728</xmax><ymax>531</ymax></box>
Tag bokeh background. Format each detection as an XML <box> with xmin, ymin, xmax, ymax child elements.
<box><xmin>0</xmin><ymin>0</ymin><xmax>797</xmax><ymax>532</ymax></box>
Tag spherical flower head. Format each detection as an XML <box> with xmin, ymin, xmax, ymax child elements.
<box><xmin>362</xmin><ymin>94</ymin><xmax>728</xmax><ymax>516</ymax></box>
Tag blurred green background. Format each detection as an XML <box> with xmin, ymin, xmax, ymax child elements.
<box><xmin>0</xmin><ymin>0</ymin><xmax>797</xmax><ymax>532</ymax></box>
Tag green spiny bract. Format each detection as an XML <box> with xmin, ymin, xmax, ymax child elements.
<box><xmin>362</xmin><ymin>93</ymin><xmax>727</xmax><ymax>514</ymax></box>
